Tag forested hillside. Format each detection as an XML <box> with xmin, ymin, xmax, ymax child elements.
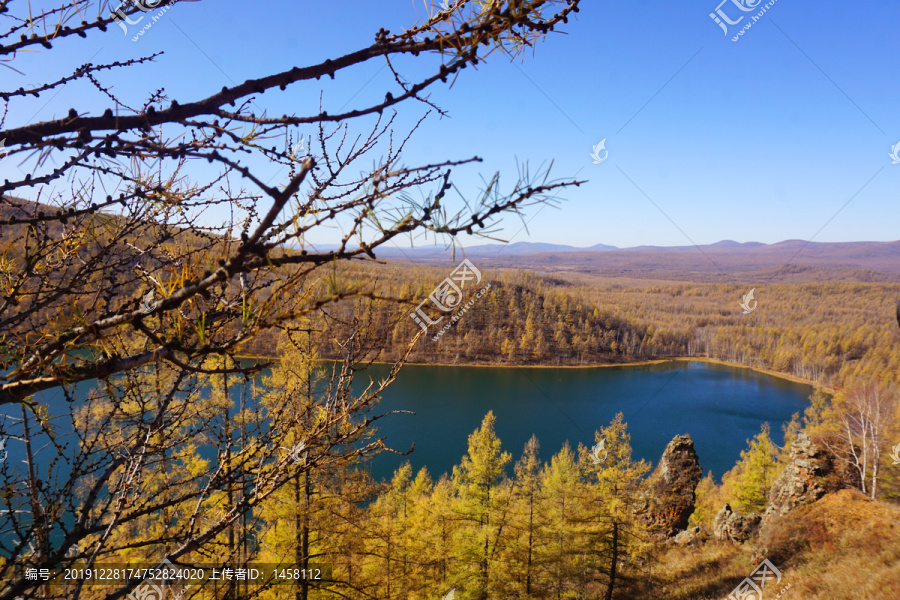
<box><xmin>286</xmin><ymin>263</ymin><xmax>900</xmax><ymax>387</ymax></box>
<box><xmin>7</xmin><ymin>195</ymin><xmax>895</xmax><ymax>388</ymax></box>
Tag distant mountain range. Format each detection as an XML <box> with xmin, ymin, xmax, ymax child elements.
<box><xmin>363</xmin><ymin>241</ymin><xmax>621</xmax><ymax>257</ymax></box>
<box><xmin>347</xmin><ymin>239</ymin><xmax>900</xmax><ymax>283</ymax></box>
<box><xmin>313</xmin><ymin>239</ymin><xmax>767</xmax><ymax>257</ymax></box>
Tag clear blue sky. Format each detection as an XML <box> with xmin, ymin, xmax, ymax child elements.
<box><xmin>4</xmin><ymin>0</ymin><xmax>899</xmax><ymax>248</ymax></box>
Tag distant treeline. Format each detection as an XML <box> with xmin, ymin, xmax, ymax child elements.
<box><xmin>246</xmin><ymin>263</ymin><xmax>900</xmax><ymax>387</ymax></box>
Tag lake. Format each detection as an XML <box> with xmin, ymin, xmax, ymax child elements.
<box><xmin>10</xmin><ymin>360</ymin><xmax>812</xmax><ymax>485</ymax></box>
<box><xmin>360</xmin><ymin>360</ymin><xmax>812</xmax><ymax>481</ymax></box>
<box><xmin>0</xmin><ymin>359</ymin><xmax>810</xmax><ymax>551</ymax></box>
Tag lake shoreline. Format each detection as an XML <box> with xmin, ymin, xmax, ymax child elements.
<box><xmin>387</xmin><ymin>357</ymin><xmax>819</xmax><ymax>389</ymax></box>
<box><xmin>237</xmin><ymin>353</ymin><xmax>820</xmax><ymax>391</ymax></box>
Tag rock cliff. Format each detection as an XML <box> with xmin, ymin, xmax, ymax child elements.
<box><xmin>763</xmin><ymin>432</ymin><xmax>860</xmax><ymax>527</ymax></box>
<box><xmin>635</xmin><ymin>434</ymin><xmax>703</xmax><ymax>539</ymax></box>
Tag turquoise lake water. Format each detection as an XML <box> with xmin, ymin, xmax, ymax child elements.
<box><xmin>0</xmin><ymin>359</ymin><xmax>811</xmax><ymax>551</ymax></box>
<box><xmin>11</xmin><ymin>360</ymin><xmax>812</xmax><ymax>485</ymax></box>
<box><xmin>359</xmin><ymin>360</ymin><xmax>812</xmax><ymax>481</ymax></box>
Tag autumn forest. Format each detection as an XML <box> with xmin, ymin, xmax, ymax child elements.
<box><xmin>2</xmin><ymin>0</ymin><xmax>900</xmax><ymax>598</ymax></box>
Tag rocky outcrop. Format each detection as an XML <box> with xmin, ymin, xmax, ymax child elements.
<box><xmin>762</xmin><ymin>432</ymin><xmax>860</xmax><ymax>526</ymax></box>
<box><xmin>635</xmin><ymin>434</ymin><xmax>703</xmax><ymax>540</ymax></box>
<box><xmin>713</xmin><ymin>503</ymin><xmax>761</xmax><ymax>543</ymax></box>
<box><xmin>673</xmin><ymin>525</ymin><xmax>707</xmax><ymax>546</ymax></box>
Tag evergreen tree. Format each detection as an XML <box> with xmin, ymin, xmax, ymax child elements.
<box><xmin>579</xmin><ymin>414</ymin><xmax>651</xmax><ymax>600</ymax></box>
<box><xmin>722</xmin><ymin>423</ymin><xmax>779</xmax><ymax>513</ymax></box>
<box><xmin>535</xmin><ymin>443</ymin><xmax>582</xmax><ymax>599</ymax></box>
<box><xmin>368</xmin><ymin>463</ymin><xmax>414</xmax><ymax>599</ymax></box>
<box><xmin>688</xmin><ymin>470</ymin><xmax>729</xmax><ymax>532</ymax></box>
<box><xmin>451</xmin><ymin>412</ymin><xmax>512</xmax><ymax>600</ymax></box>
<box><xmin>502</xmin><ymin>435</ymin><xmax>543</xmax><ymax>598</ymax></box>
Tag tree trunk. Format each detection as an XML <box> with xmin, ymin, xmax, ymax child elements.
<box><xmin>605</xmin><ymin>521</ymin><xmax>619</xmax><ymax>600</ymax></box>
<box><xmin>526</xmin><ymin>491</ymin><xmax>534</xmax><ymax>596</ymax></box>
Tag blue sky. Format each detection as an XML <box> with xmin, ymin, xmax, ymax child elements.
<box><xmin>4</xmin><ymin>0</ymin><xmax>900</xmax><ymax>248</ymax></box>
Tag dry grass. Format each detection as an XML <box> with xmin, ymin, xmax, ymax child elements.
<box><xmin>650</xmin><ymin>542</ymin><xmax>749</xmax><ymax>599</ymax></box>
<box><xmin>759</xmin><ymin>489</ymin><xmax>900</xmax><ymax>599</ymax></box>
<box><xmin>651</xmin><ymin>489</ymin><xmax>900</xmax><ymax>599</ymax></box>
